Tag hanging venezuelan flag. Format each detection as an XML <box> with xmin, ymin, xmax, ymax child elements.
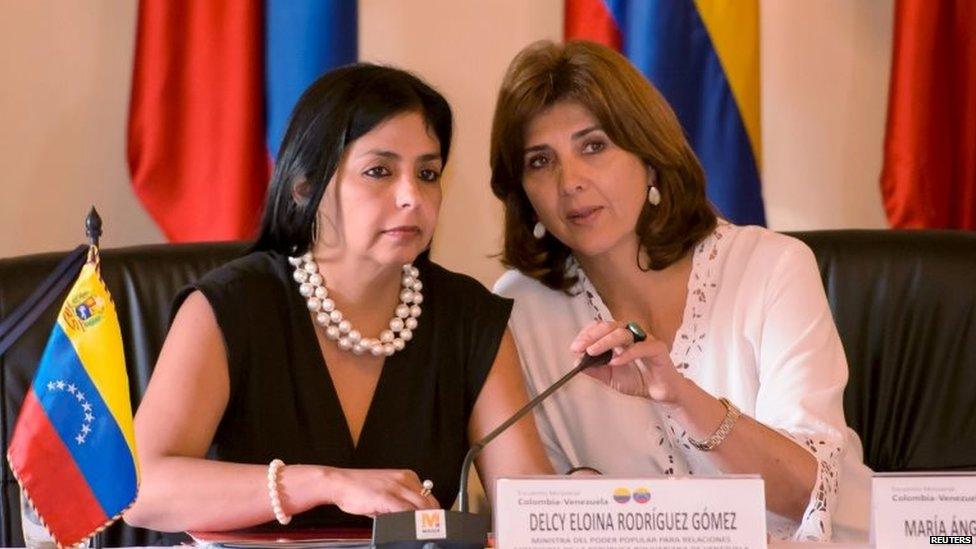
<box><xmin>127</xmin><ymin>0</ymin><xmax>357</xmax><ymax>242</ymax></box>
<box><xmin>566</xmin><ymin>0</ymin><xmax>766</xmax><ymax>226</ymax></box>
<box><xmin>7</xmin><ymin>247</ymin><xmax>137</xmax><ymax>548</ymax></box>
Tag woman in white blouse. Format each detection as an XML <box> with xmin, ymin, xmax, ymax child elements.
<box><xmin>489</xmin><ymin>40</ymin><xmax>871</xmax><ymax>542</ymax></box>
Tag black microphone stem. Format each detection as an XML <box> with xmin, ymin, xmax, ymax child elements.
<box><xmin>457</xmin><ymin>349</ymin><xmax>613</xmax><ymax>512</ymax></box>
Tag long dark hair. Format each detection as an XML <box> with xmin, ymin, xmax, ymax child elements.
<box><xmin>252</xmin><ymin>64</ymin><xmax>453</xmax><ymax>255</ymax></box>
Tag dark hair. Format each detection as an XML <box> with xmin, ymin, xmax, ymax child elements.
<box><xmin>490</xmin><ymin>41</ymin><xmax>716</xmax><ymax>292</ymax></box>
<box><xmin>253</xmin><ymin>64</ymin><xmax>453</xmax><ymax>254</ymax></box>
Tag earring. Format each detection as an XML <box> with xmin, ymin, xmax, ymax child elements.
<box><xmin>647</xmin><ymin>185</ymin><xmax>661</xmax><ymax>206</ymax></box>
<box><xmin>310</xmin><ymin>212</ymin><xmax>322</xmax><ymax>245</ymax></box>
<box><xmin>532</xmin><ymin>221</ymin><xmax>546</xmax><ymax>239</ymax></box>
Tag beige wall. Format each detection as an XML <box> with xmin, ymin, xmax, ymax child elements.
<box><xmin>0</xmin><ymin>1</ymin><xmax>163</xmax><ymax>258</ymax></box>
<box><xmin>1</xmin><ymin>0</ymin><xmax>892</xmax><ymax>285</ymax></box>
<box><xmin>760</xmin><ymin>0</ymin><xmax>891</xmax><ymax>231</ymax></box>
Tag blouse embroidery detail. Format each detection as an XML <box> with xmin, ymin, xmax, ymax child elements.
<box><xmin>782</xmin><ymin>432</ymin><xmax>843</xmax><ymax>541</ymax></box>
<box><xmin>669</xmin><ymin>221</ymin><xmax>728</xmax><ymax>373</ymax></box>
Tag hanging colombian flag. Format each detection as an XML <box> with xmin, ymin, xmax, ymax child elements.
<box><xmin>566</xmin><ymin>0</ymin><xmax>766</xmax><ymax>226</ymax></box>
<box><xmin>127</xmin><ymin>0</ymin><xmax>358</xmax><ymax>242</ymax></box>
<box><xmin>7</xmin><ymin>248</ymin><xmax>138</xmax><ymax>548</ymax></box>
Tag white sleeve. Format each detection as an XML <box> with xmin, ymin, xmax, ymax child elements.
<box><xmin>754</xmin><ymin>240</ymin><xmax>850</xmax><ymax>541</ymax></box>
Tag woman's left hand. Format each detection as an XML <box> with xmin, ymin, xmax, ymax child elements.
<box><xmin>570</xmin><ymin>320</ymin><xmax>688</xmax><ymax>404</ymax></box>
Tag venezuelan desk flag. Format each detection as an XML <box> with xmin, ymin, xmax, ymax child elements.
<box><xmin>566</xmin><ymin>0</ymin><xmax>766</xmax><ymax>226</ymax></box>
<box><xmin>7</xmin><ymin>247</ymin><xmax>138</xmax><ymax>548</ymax></box>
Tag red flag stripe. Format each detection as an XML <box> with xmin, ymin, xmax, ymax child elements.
<box><xmin>8</xmin><ymin>391</ymin><xmax>109</xmax><ymax>547</ymax></box>
<box><xmin>881</xmin><ymin>0</ymin><xmax>976</xmax><ymax>229</ymax></box>
<box><xmin>127</xmin><ymin>0</ymin><xmax>269</xmax><ymax>242</ymax></box>
<box><xmin>565</xmin><ymin>0</ymin><xmax>622</xmax><ymax>50</ymax></box>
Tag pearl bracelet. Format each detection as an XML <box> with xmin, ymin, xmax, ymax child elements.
<box><xmin>267</xmin><ymin>459</ymin><xmax>292</xmax><ymax>525</ymax></box>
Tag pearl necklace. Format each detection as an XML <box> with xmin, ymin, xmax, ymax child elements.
<box><xmin>288</xmin><ymin>252</ymin><xmax>422</xmax><ymax>357</ymax></box>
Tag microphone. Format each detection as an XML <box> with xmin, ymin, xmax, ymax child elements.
<box><xmin>372</xmin><ymin>349</ymin><xmax>614</xmax><ymax>548</ymax></box>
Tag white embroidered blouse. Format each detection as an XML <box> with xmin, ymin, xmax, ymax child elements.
<box><xmin>494</xmin><ymin>222</ymin><xmax>872</xmax><ymax>542</ymax></box>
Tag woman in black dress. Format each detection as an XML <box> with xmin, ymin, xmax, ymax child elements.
<box><xmin>124</xmin><ymin>65</ymin><xmax>552</xmax><ymax>532</ymax></box>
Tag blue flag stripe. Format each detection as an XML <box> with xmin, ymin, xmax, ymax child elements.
<box><xmin>32</xmin><ymin>325</ymin><xmax>138</xmax><ymax>516</ymax></box>
<box><xmin>603</xmin><ymin>0</ymin><xmax>766</xmax><ymax>225</ymax></box>
<box><xmin>264</xmin><ymin>0</ymin><xmax>358</xmax><ymax>159</ymax></box>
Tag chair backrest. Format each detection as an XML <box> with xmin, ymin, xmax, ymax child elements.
<box><xmin>789</xmin><ymin>230</ymin><xmax>976</xmax><ymax>472</ymax></box>
<box><xmin>0</xmin><ymin>242</ymin><xmax>245</xmax><ymax>546</ymax></box>
<box><xmin>1</xmin><ymin>231</ymin><xmax>974</xmax><ymax>545</ymax></box>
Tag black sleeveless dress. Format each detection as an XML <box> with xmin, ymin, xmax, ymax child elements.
<box><xmin>171</xmin><ymin>251</ymin><xmax>513</xmax><ymax>528</ymax></box>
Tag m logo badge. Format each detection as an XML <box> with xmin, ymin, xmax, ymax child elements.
<box><xmin>415</xmin><ymin>509</ymin><xmax>446</xmax><ymax>540</ymax></box>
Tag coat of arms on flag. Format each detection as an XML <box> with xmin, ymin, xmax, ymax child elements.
<box><xmin>7</xmin><ymin>246</ymin><xmax>139</xmax><ymax>548</ymax></box>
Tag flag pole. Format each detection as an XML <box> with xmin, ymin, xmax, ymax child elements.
<box><xmin>86</xmin><ymin>206</ymin><xmax>104</xmax><ymax>549</ymax></box>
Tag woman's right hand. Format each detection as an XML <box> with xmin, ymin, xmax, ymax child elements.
<box><xmin>324</xmin><ymin>467</ymin><xmax>439</xmax><ymax>517</ymax></box>
<box><xmin>570</xmin><ymin>320</ymin><xmax>688</xmax><ymax>404</ymax></box>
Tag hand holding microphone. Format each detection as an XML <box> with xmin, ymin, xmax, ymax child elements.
<box><xmin>570</xmin><ymin>320</ymin><xmax>689</xmax><ymax>404</ymax></box>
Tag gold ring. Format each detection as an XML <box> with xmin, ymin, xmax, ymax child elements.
<box><xmin>420</xmin><ymin>479</ymin><xmax>433</xmax><ymax>497</ymax></box>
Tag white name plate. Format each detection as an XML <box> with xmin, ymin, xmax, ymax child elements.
<box><xmin>495</xmin><ymin>476</ymin><xmax>766</xmax><ymax>549</ymax></box>
<box><xmin>872</xmin><ymin>472</ymin><xmax>976</xmax><ymax>548</ymax></box>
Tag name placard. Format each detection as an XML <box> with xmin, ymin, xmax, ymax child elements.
<box><xmin>495</xmin><ymin>476</ymin><xmax>766</xmax><ymax>549</ymax></box>
<box><xmin>872</xmin><ymin>473</ymin><xmax>976</xmax><ymax>548</ymax></box>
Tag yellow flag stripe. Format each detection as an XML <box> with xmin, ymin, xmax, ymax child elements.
<box><xmin>56</xmin><ymin>261</ymin><xmax>138</xmax><ymax>461</ymax></box>
<box><xmin>694</xmin><ymin>0</ymin><xmax>762</xmax><ymax>168</ymax></box>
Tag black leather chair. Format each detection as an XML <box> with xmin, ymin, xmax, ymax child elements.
<box><xmin>1</xmin><ymin>230</ymin><xmax>974</xmax><ymax>546</ymax></box>
<box><xmin>788</xmin><ymin>230</ymin><xmax>976</xmax><ymax>472</ymax></box>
